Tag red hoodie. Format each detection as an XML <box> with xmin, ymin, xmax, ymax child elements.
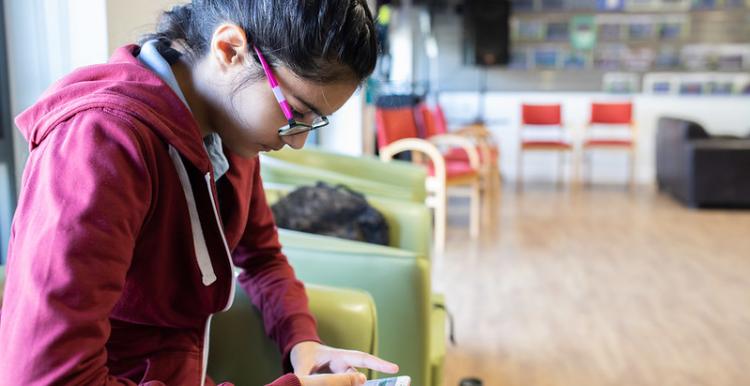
<box><xmin>0</xmin><ymin>45</ymin><xmax>319</xmax><ymax>385</ymax></box>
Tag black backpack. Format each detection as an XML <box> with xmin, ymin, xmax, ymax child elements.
<box><xmin>270</xmin><ymin>182</ymin><xmax>390</xmax><ymax>246</ymax></box>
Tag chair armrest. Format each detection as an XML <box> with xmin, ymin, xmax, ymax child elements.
<box><xmin>448</xmin><ymin>126</ymin><xmax>498</xmax><ymax>169</ymax></box>
<box><xmin>657</xmin><ymin>117</ymin><xmax>709</xmax><ymax>141</ymax></box>
<box><xmin>379</xmin><ymin>138</ymin><xmax>447</xmax><ymax>185</ymax></box>
<box><xmin>454</xmin><ymin>124</ymin><xmax>493</xmax><ymax>141</ymax></box>
<box><xmin>307</xmin><ymin>284</ymin><xmax>378</xmax><ymax>361</ymax></box>
<box><xmin>428</xmin><ymin>134</ymin><xmax>481</xmax><ymax>171</ymax></box>
<box><xmin>208</xmin><ymin>282</ymin><xmax>378</xmax><ymax>385</ymax></box>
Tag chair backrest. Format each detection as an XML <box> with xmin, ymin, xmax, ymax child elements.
<box><xmin>280</xmin><ymin>229</ymin><xmax>433</xmax><ymax>386</ymax></box>
<box><xmin>521</xmin><ymin>103</ymin><xmax>562</xmax><ymax>126</ymax></box>
<box><xmin>261</xmin><ymin>147</ymin><xmax>428</xmax><ymax>203</ymax></box>
<box><xmin>375</xmin><ymin>107</ymin><xmax>421</xmax><ymax>148</ymax></box>
<box><xmin>416</xmin><ymin>103</ymin><xmax>434</xmax><ymax>138</ymax></box>
<box><xmin>419</xmin><ymin>104</ymin><xmax>449</xmax><ymax>138</ymax></box>
<box><xmin>590</xmin><ymin>102</ymin><xmax>633</xmax><ymax>125</ymax></box>
<box><xmin>264</xmin><ymin>183</ymin><xmax>432</xmax><ymax>258</ymax></box>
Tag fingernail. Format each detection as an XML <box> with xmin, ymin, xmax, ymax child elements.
<box><xmin>358</xmin><ymin>373</ymin><xmax>367</xmax><ymax>384</ymax></box>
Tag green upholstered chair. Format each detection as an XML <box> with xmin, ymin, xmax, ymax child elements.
<box><xmin>208</xmin><ymin>282</ymin><xmax>378</xmax><ymax>385</ymax></box>
<box><xmin>260</xmin><ymin>147</ymin><xmax>427</xmax><ymax>204</ymax></box>
<box><xmin>278</xmin><ymin>229</ymin><xmax>447</xmax><ymax>386</ymax></box>
<box><xmin>260</xmin><ymin>151</ymin><xmax>448</xmax><ymax>386</ymax></box>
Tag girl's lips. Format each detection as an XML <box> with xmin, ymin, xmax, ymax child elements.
<box><xmin>260</xmin><ymin>143</ymin><xmax>284</xmax><ymax>152</ymax></box>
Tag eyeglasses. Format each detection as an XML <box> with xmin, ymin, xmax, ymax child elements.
<box><xmin>252</xmin><ymin>45</ymin><xmax>329</xmax><ymax>136</ymax></box>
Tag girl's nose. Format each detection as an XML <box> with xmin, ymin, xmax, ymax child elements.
<box><xmin>281</xmin><ymin>131</ymin><xmax>310</xmax><ymax>150</ymax></box>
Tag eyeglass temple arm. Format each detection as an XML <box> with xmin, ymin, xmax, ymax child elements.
<box><xmin>252</xmin><ymin>45</ymin><xmax>294</xmax><ymax>120</ymax></box>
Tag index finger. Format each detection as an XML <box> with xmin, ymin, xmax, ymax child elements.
<box><xmin>340</xmin><ymin>351</ymin><xmax>400</xmax><ymax>374</ymax></box>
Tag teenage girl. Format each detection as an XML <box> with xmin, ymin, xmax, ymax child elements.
<box><xmin>0</xmin><ymin>1</ymin><xmax>398</xmax><ymax>385</ymax></box>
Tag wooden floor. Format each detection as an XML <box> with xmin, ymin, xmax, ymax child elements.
<box><xmin>436</xmin><ymin>186</ymin><xmax>750</xmax><ymax>386</ymax></box>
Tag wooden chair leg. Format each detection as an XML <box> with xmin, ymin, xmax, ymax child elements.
<box><xmin>584</xmin><ymin>150</ymin><xmax>593</xmax><ymax>188</ymax></box>
<box><xmin>470</xmin><ymin>180</ymin><xmax>481</xmax><ymax>239</ymax></box>
<box><xmin>492</xmin><ymin>163</ymin><xmax>502</xmax><ymax>216</ymax></box>
<box><xmin>580</xmin><ymin>149</ymin><xmax>586</xmax><ymax>187</ymax></box>
<box><xmin>481</xmin><ymin>170</ymin><xmax>493</xmax><ymax>226</ymax></box>
<box><xmin>571</xmin><ymin>150</ymin><xmax>583</xmax><ymax>189</ymax></box>
<box><xmin>628</xmin><ymin>149</ymin><xmax>636</xmax><ymax>192</ymax></box>
<box><xmin>557</xmin><ymin>151</ymin><xmax>564</xmax><ymax>190</ymax></box>
<box><xmin>433</xmin><ymin>185</ymin><xmax>447</xmax><ymax>255</ymax></box>
<box><xmin>517</xmin><ymin>150</ymin><xmax>524</xmax><ymax>192</ymax></box>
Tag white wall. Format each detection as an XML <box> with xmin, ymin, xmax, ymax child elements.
<box><xmin>106</xmin><ymin>0</ymin><xmax>181</xmax><ymax>55</ymax></box>
<box><xmin>388</xmin><ymin>6</ymin><xmax>414</xmax><ymax>85</ymax></box>
<box><xmin>318</xmin><ymin>90</ymin><xmax>367</xmax><ymax>156</ymax></box>
<box><xmin>69</xmin><ymin>0</ymin><xmax>108</xmax><ymax>69</ymax></box>
<box><xmin>439</xmin><ymin>92</ymin><xmax>750</xmax><ymax>185</ymax></box>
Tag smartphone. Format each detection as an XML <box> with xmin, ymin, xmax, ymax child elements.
<box><xmin>364</xmin><ymin>376</ymin><xmax>411</xmax><ymax>386</ymax></box>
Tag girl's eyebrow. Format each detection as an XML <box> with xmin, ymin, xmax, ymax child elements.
<box><xmin>292</xmin><ymin>94</ymin><xmax>324</xmax><ymax>117</ymax></box>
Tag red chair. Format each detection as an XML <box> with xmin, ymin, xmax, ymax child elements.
<box><xmin>376</xmin><ymin>106</ymin><xmax>482</xmax><ymax>254</ymax></box>
<box><xmin>376</xmin><ymin>106</ymin><xmax>420</xmax><ymax>147</ymax></box>
<box><xmin>518</xmin><ymin>103</ymin><xmax>572</xmax><ymax>190</ymax></box>
<box><xmin>418</xmin><ymin>104</ymin><xmax>502</xmax><ymax>214</ymax></box>
<box><xmin>425</xmin><ymin>104</ymin><xmax>500</xmax><ymax>166</ymax></box>
<box><xmin>582</xmin><ymin>102</ymin><xmax>636</xmax><ymax>188</ymax></box>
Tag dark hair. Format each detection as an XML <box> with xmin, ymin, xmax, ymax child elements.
<box><xmin>142</xmin><ymin>0</ymin><xmax>378</xmax><ymax>84</ymax></box>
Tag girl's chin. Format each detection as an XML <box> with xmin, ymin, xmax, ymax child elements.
<box><xmin>225</xmin><ymin>143</ymin><xmax>275</xmax><ymax>159</ymax></box>
<box><xmin>227</xmin><ymin>144</ymin><xmax>260</xmax><ymax>159</ymax></box>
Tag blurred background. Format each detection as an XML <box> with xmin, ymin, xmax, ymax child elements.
<box><xmin>1</xmin><ymin>1</ymin><xmax>749</xmax><ymax>385</ymax></box>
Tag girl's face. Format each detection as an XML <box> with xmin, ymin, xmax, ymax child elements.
<box><xmin>190</xmin><ymin>24</ymin><xmax>359</xmax><ymax>158</ymax></box>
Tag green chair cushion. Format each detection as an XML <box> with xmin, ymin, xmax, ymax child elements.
<box><xmin>208</xmin><ymin>282</ymin><xmax>377</xmax><ymax>385</ymax></box>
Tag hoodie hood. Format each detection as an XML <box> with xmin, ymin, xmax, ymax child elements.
<box><xmin>15</xmin><ymin>44</ymin><xmax>211</xmax><ymax>173</ymax></box>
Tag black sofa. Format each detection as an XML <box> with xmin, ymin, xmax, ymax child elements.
<box><xmin>656</xmin><ymin>117</ymin><xmax>750</xmax><ymax>208</ymax></box>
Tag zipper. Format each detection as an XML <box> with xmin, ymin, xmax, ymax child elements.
<box><xmin>203</xmin><ymin>172</ymin><xmax>236</xmax><ymax>311</ymax></box>
<box><xmin>169</xmin><ymin>146</ymin><xmax>239</xmax><ymax>384</ymax></box>
<box><xmin>201</xmin><ymin>315</ymin><xmax>213</xmax><ymax>386</ymax></box>
<box><xmin>168</xmin><ymin>146</ymin><xmax>217</xmax><ymax>286</ymax></box>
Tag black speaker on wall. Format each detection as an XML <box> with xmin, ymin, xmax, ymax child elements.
<box><xmin>463</xmin><ymin>0</ymin><xmax>511</xmax><ymax>66</ymax></box>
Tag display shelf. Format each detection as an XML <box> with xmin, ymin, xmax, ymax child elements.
<box><xmin>508</xmin><ymin>1</ymin><xmax>750</xmax><ymax>72</ymax></box>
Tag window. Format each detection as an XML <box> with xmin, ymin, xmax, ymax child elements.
<box><xmin>0</xmin><ymin>0</ymin><xmax>16</xmax><ymax>264</ymax></box>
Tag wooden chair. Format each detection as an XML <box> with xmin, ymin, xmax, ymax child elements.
<box><xmin>517</xmin><ymin>103</ymin><xmax>573</xmax><ymax>190</ymax></box>
<box><xmin>375</xmin><ymin>105</ymin><xmax>482</xmax><ymax>254</ymax></box>
<box><xmin>582</xmin><ymin>102</ymin><xmax>637</xmax><ymax>188</ymax></box>
<box><xmin>419</xmin><ymin>104</ymin><xmax>502</xmax><ymax>215</ymax></box>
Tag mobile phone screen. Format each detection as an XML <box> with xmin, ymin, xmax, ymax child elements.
<box><xmin>364</xmin><ymin>376</ymin><xmax>410</xmax><ymax>386</ymax></box>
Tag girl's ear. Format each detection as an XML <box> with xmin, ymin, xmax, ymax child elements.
<box><xmin>210</xmin><ymin>23</ymin><xmax>249</xmax><ymax>71</ymax></box>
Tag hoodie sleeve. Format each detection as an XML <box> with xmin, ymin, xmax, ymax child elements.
<box><xmin>265</xmin><ymin>373</ymin><xmax>303</xmax><ymax>386</ymax></box>
<box><xmin>231</xmin><ymin>163</ymin><xmax>321</xmax><ymax>373</ymax></box>
<box><xmin>0</xmin><ymin>111</ymin><xmax>153</xmax><ymax>385</ymax></box>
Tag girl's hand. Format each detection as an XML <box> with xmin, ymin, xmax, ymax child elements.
<box><xmin>299</xmin><ymin>372</ymin><xmax>368</xmax><ymax>386</ymax></box>
<box><xmin>290</xmin><ymin>341</ymin><xmax>399</xmax><ymax>377</ymax></box>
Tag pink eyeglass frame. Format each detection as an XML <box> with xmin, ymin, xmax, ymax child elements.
<box><xmin>252</xmin><ymin>45</ymin><xmax>329</xmax><ymax>136</ymax></box>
